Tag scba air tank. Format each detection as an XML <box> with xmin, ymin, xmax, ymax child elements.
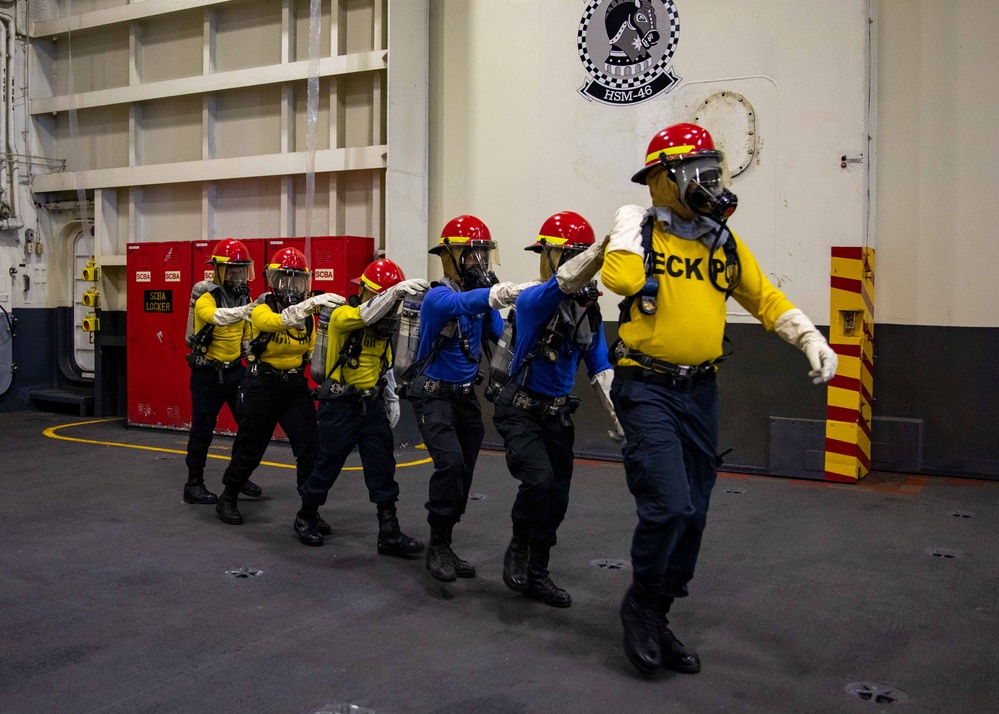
<box><xmin>185</xmin><ymin>279</ymin><xmax>217</xmax><ymax>348</ymax></box>
<box><xmin>311</xmin><ymin>304</ymin><xmax>335</xmax><ymax>383</ymax></box>
<box><xmin>393</xmin><ymin>294</ymin><xmax>425</xmax><ymax>381</ymax></box>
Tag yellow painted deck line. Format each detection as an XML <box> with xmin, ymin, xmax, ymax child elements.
<box><xmin>42</xmin><ymin>418</ymin><xmax>433</xmax><ymax>471</ymax></box>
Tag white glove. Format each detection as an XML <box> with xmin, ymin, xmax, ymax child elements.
<box><xmin>488</xmin><ymin>281</ymin><xmax>539</xmax><ymax>309</ymax></box>
<box><xmin>279</xmin><ymin>293</ymin><xmax>346</xmax><ymax>329</ymax></box>
<box><xmin>606</xmin><ymin>205</ymin><xmax>646</xmax><ymax>258</ymax></box>
<box><xmin>774</xmin><ymin>308</ymin><xmax>839</xmax><ymax>384</ymax></box>
<box><xmin>383</xmin><ymin>371</ymin><xmax>401</xmax><ymax>428</ymax></box>
<box><xmin>359</xmin><ymin>279</ymin><xmax>430</xmax><ymax>325</ymax></box>
<box><xmin>591</xmin><ymin>369</ymin><xmax>626</xmax><ymax>443</ymax></box>
<box><xmin>211</xmin><ymin>302</ymin><xmax>256</xmax><ymax>326</ymax></box>
<box><xmin>557</xmin><ymin>235</ymin><xmax>610</xmax><ymax>294</ymax></box>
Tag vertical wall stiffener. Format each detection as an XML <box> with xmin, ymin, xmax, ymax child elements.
<box><xmin>825</xmin><ymin>247</ymin><xmax>875</xmax><ymax>482</ymax></box>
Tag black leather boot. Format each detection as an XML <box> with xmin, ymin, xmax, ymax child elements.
<box><xmin>294</xmin><ymin>515</ymin><xmax>324</xmax><ymax>546</ymax></box>
<box><xmin>183</xmin><ymin>469</ymin><xmax>218</xmax><ymax>504</ymax></box>
<box><xmin>659</xmin><ymin>617</ymin><xmax>701</xmax><ymax>673</ymax></box>
<box><xmin>215</xmin><ymin>493</ymin><xmax>244</xmax><ymax>525</ymax></box>
<box><xmin>620</xmin><ymin>580</ymin><xmax>662</xmax><ymax>676</ymax></box>
<box><xmin>240</xmin><ymin>480</ymin><xmax>262</xmax><ymax>498</ymax></box>
<box><xmin>445</xmin><ymin>524</ymin><xmax>475</xmax><ymax>578</ymax></box>
<box><xmin>502</xmin><ymin>534</ymin><xmax>531</xmax><ymax>593</ymax></box>
<box><xmin>376</xmin><ymin>504</ymin><xmax>424</xmax><ymax>556</ymax></box>
<box><xmin>315</xmin><ymin>513</ymin><xmax>332</xmax><ymax>536</ymax></box>
<box><xmin>426</xmin><ymin>524</ymin><xmax>456</xmax><ymax>582</ymax></box>
<box><xmin>523</xmin><ymin>548</ymin><xmax>571</xmax><ymax>608</ymax></box>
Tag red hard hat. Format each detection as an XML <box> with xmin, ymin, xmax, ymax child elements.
<box><xmin>632</xmin><ymin>123</ymin><xmax>717</xmax><ymax>185</ymax></box>
<box><xmin>353</xmin><ymin>258</ymin><xmax>405</xmax><ymax>293</ymax></box>
<box><xmin>430</xmin><ymin>215</ymin><xmax>496</xmax><ymax>255</ymax></box>
<box><xmin>267</xmin><ymin>247</ymin><xmax>310</xmax><ymax>274</ymax></box>
<box><xmin>526</xmin><ymin>212</ymin><xmax>595</xmax><ymax>253</ymax></box>
<box><xmin>207</xmin><ymin>238</ymin><xmax>253</xmax><ymax>266</ymax></box>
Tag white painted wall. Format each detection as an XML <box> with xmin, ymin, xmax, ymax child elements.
<box><xmin>429</xmin><ymin>0</ymin><xmax>871</xmax><ymax>325</ymax></box>
<box><xmin>875</xmin><ymin>0</ymin><xmax>999</xmax><ymax>328</ymax></box>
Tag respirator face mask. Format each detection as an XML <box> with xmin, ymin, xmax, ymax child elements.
<box><xmin>270</xmin><ymin>272</ymin><xmax>310</xmax><ymax>307</ymax></box>
<box><xmin>460</xmin><ymin>246</ymin><xmax>499</xmax><ymax>289</ymax></box>
<box><xmin>221</xmin><ymin>264</ymin><xmax>251</xmax><ymax>297</ymax></box>
<box><xmin>668</xmin><ymin>151</ymin><xmax>739</xmax><ymax>222</ymax></box>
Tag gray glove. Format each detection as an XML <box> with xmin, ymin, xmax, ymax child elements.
<box><xmin>774</xmin><ymin>308</ymin><xmax>839</xmax><ymax>384</ymax></box>
<box><xmin>359</xmin><ymin>279</ymin><xmax>430</xmax><ymax>326</ymax></box>
<box><xmin>557</xmin><ymin>235</ymin><xmax>610</xmax><ymax>294</ymax></box>
<box><xmin>280</xmin><ymin>292</ymin><xmax>346</xmax><ymax>329</ymax></box>
<box><xmin>488</xmin><ymin>281</ymin><xmax>539</xmax><ymax>309</ymax></box>
<box><xmin>212</xmin><ymin>301</ymin><xmax>256</xmax><ymax>326</ymax></box>
<box><xmin>591</xmin><ymin>368</ymin><xmax>625</xmax><ymax>444</ymax></box>
<box><xmin>383</xmin><ymin>371</ymin><xmax>401</xmax><ymax>428</ymax></box>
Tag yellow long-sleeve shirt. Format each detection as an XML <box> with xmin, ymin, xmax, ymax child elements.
<box><xmin>320</xmin><ymin>304</ymin><xmax>392</xmax><ymax>389</ymax></box>
<box><xmin>249</xmin><ymin>302</ymin><xmax>315</xmax><ymax>370</ymax></box>
<box><xmin>602</xmin><ymin>222</ymin><xmax>795</xmax><ymax>367</ymax></box>
<box><xmin>193</xmin><ymin>290</ymin><xmax>250</xmax><ymax>363</ymax></box>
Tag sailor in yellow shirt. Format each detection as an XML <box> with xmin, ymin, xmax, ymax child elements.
<box><xmin>216</xmin><ymin>247</ymin><xmax>345</xmax><ymax>527</ymax></box>
<box><xmin>183</xmin><ymin>239</ymin><xmax>262</xmax><ymax>505</ymax></box>
<box><xmin>294</xmin><ymin>259</ymin><xmax>429</xmax><ymax>555</ymax></box>
<box><xmin>604</xmin><ymin>124</ymin><xmax>838</xmax><ymax>677</ymax></box>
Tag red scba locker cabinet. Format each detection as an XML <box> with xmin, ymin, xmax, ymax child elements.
<box><xmin>127</xmin><ymin>236</ymin><xmax>374</xmax><ymax>436</ymax></box>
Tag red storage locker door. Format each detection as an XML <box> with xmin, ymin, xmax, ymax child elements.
<box><xmin>127</xmin><ymin>241</ymin><xmax>194</xmax><ymax>430</ymax></box>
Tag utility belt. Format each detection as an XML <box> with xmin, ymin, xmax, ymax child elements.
<box><xmin>510</xmin><ymin>389</ymin><xmax>581</xmax><ymax>417</ymax></box>
<box><xmin>612</xmin><ymin>338</ymin><xmax>716</xmax><ymax>392</ymax></box>
<box><xmin>186</xmin><ymin>353</ymin><xmax>242</xmax><ymax>370</ymax></box>
<box><xmin>318</xmin><ymin>379</ymin><xmax>384</xmax><ymax>402</ymax></box>
<box><xmin>247</xmin><ymin>361</ymin><xmax>307</xmax><ymax>381</ymax></box>
<box><xmin>614</xmin><ymin>364</ymin><xmax>716</xmax><ymax>392</ymax></box>
<box><xmin>409</xmin><ymin>373</ymin><xmax>477</xmax><ymax>398</ymax></box>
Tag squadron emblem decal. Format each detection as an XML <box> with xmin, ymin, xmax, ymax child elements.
<box><xmin>577</xmin><ymin>0</ymin><xmax>681</xmax><ymax>106</ymax></box>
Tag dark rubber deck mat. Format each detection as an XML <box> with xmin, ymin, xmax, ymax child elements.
<box><xmin>2</xmin><ymin>411</ymin><xmax>998</xmax><ymax>713</ymax></box>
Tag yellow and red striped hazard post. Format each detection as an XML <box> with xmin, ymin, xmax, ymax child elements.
<box><xmin>824</xmin><ymin>247</ymin><xmax>875</xmax><ymax>482</ymax></box>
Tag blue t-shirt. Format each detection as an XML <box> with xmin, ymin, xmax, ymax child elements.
<box><xmin>416</xmin><ymin>284</ymin><xmax>504</xmax><ymax>383</ymax></box>
<box><xmin>509</xmin><ymin>276</ymin><xmax>611</xmax><ymax>397</ymax></box>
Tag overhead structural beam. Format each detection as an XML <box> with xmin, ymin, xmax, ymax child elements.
<box><xmin>31</xmin><ymin>0</ymin><xmax>237</xmax><ymax>38</ymax></box>
<box><xmin>33</xmin><ymin>146</ymin><xmax>387</xmax><ymax>192</ymax></box>
<box><xmin>31</xmin><ymin>51</ymin><xmax>387</xmax><ymax>115</ymax></box>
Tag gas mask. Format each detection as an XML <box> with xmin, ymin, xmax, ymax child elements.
<box><xmin>219</xmin><ymin>264</ymin><xmax>251</xmax><ymax>298</ymax></box>
<box><xmin>458</xmin><ymin>246</ymin><xmax>499</xmax><ymax>289</ymax></box>
<box><xmin>269</xmin><ymin>272</ymin><xmax>310</xmax><ymax>308</ymax></box>
<box><xmin>666</xmin><ymin>152</ymin><xmax>738</xmax><ymax>222</ymax></box>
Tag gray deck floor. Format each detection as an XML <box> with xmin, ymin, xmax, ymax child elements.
<box><xmin>1</xmin><ymin>410</ymin><xmax>997</xmax><ymax>713</ymax></box>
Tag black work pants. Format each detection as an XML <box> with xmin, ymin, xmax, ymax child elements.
<box><xmin>186</xmin><ymin>364</ymin><xmax>245</xmax><ymax>474</ymax></box>
<box><xmin>298</xmin><ymin>396</ymin><xmax>399</xmax><ymax>509</ymax></box>
<box><xmin>611</xmin><ymin>376</ymin><xmax>719</xmax><ymax>607</ymax></box>
<box><xmin>493</xmin><ymin>403</ymin><xmax>575</xmax><ymax>552</ymax></box>
<box><xmin>222</xmin><ymin>371</ymin><xmax>318</xmax><ymax>489</ymax></box>
<box><xmin>410</xmin><ymin>392</ymin><xmax>485</xmax><ymax>527</ymax></box>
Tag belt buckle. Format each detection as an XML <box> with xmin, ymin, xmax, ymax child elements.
<box><xmin>512</xmin><ymin>391</ymin><xmax>531</xmax><ymax>410</ymax></box>
<box><xmin>552</xmin><ymin>396</ymin><xmax>567</xmax><ymax>407</ymax></box>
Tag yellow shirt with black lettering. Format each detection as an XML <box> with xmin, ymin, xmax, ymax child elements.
<box><xmin>194</xmin><ymin>290</ymin><xmax>250</xmax><ymax>363</ymax></box>
<box><xmin>602</xmin><ymin>222</ymin><xmax>795</xmax><ymax>367</ymax></box>
<box><xmin>249</xmin><ymin>303</ymin><xmax>315</xmax><ymax>370</ymax></box>
<box><xmin>320</xmin><ymin>305</ymin><xmax>392</xmax><ymax>390</ymax></box>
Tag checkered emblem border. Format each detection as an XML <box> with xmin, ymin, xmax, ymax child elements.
<box><xmin>577</xmin><ymin>0</ymin><xmax>680</xmax><ymax>91</ymax></box>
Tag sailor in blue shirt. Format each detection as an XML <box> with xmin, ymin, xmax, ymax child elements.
<box><xmin>490</xmin><ymin>212</ymin><xmax>623</xmax><ymax>608</ymax></box>
<box><xmin>405</xmin><ymin>215</ymin><xmax>535</xmax><ymax>583</ymax></box>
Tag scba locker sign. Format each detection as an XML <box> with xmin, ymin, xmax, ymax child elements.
<box><xmin>577</xmin><ymin>0</ymin><xmax>681</xmax><ymax>106</ymax></box>
<box><xmin>144</xmin><ymin>290</ymin><xmax>173</xmax><ymax>313</ymax></box>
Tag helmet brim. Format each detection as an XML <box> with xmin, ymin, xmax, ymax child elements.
<box><xmin>632</xmin><ymin>164</ymin><xmax>657</xmax><ymax>185</ymax></box>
